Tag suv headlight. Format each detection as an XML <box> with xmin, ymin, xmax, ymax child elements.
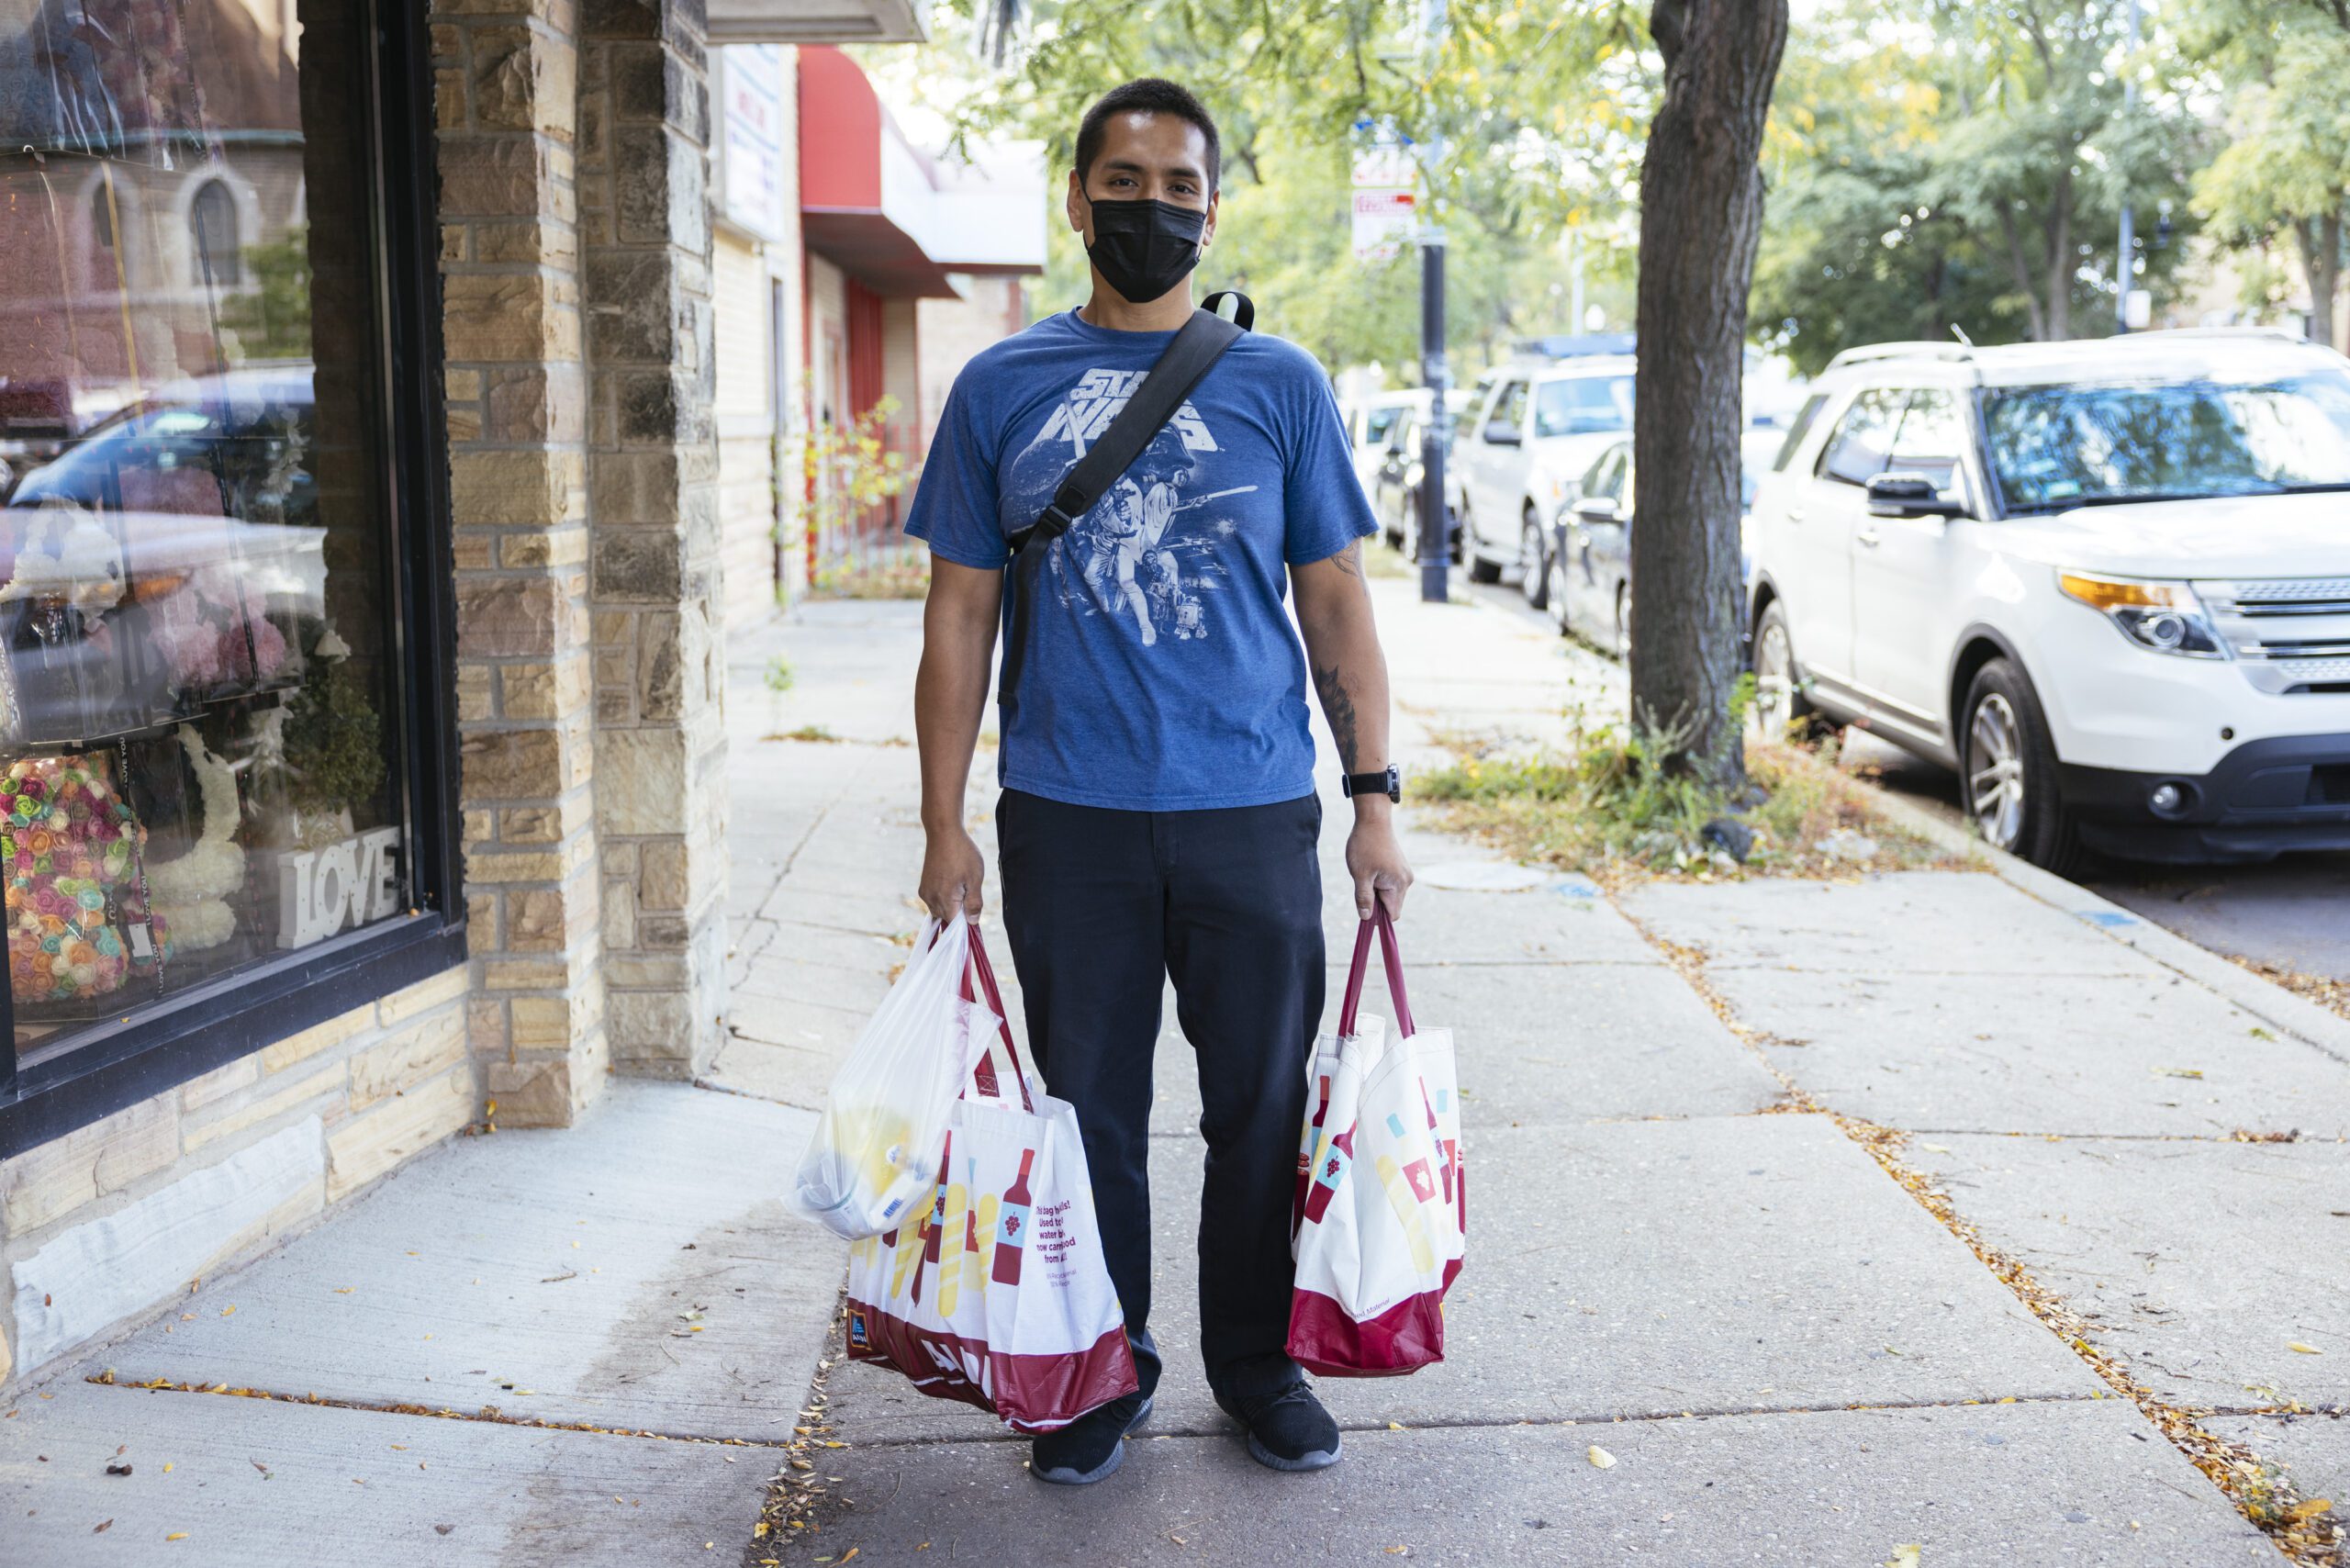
<box><xmin>2057</xmin><ymin>572</ymin><xmax>2225</xmax><ymax>658</ymax></box>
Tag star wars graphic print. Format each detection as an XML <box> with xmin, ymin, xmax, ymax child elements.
<box><xmin>1002</xmin><ymin>367</ymin><xmax>1259</xmax><ymax>648</ymax></box>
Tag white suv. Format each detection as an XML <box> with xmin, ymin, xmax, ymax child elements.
<box><xmin>1456</xmin><ymin>356</ymin><xmax>1636</xmax><ymax>601</ymax></box>
<box><xmin>1744</xmin><ymin>330</ymin><xmax>2350</xmax><ymax>870</ymax></box>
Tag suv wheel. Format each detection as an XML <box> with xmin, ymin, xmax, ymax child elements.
<box><xmin>1614</xmin><ymin>581</ymin><xmax>1633</xmax><ymax>662</ymax></box>
<box><xmin>1548</xmin><ymin>550</ymin><xmax>1572</xmax><ymax>635</ymax></box>
<box><xmin>1520</xmin><ymin>509</ymin><xmax>1550</xmax><ymax>609</ymax></box>
<box><xmin>1749</xmin><ymin>600</ymin><xmax>1840</xmax><ymax>744</ymax></box>
<box><xmin>1962</xmin><ymin>657</ymin><xmax>2082</xmax><ymax>874</ymax></box>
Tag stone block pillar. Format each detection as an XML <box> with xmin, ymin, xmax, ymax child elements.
<box><xmin>431</xmin><ymin>0</ymin><xmax>609</xmax><ymax>1126</ymax></box>
<box><xmin>577</xmin><ymin>0</ymin><xmax>731</xmax><ymax>1076</ymax></box>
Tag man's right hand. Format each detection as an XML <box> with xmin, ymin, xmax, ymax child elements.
<box><xmin>919</xmin><ymin>826</ymin><xmax>986</xmax><ymax>921</ymax></box>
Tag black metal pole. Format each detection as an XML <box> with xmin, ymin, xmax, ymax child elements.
<box><xmin>1417</xmin><ymin>234</ymin><xmax>1449</xmax><ymax>602</ymax></box>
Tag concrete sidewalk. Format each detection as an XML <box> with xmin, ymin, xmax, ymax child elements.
<box><xmin>722</xmin><ymin>587</ymin><xmax>2324</xmax><ymax>1563</ymax></box>
<box><xmin>4</xmin><ymin>577</ymin><xmax>2339</xmax><ymax>1565</ymax></box>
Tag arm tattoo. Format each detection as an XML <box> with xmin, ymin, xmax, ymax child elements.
<box><xmin>1313</xmin><ymin>661</ymin><xmax>1361</xmax><ymax>769</ymax></box>
<box><xmin>1331</xmin><ymin>540</ymin><xmax>1363</xmax><ymax>578</ymax></box>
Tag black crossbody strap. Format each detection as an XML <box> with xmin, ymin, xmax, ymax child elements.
<box><xmin>1005</xmin><ymin>300</ymin><xmax>1248</xmax><ymax>556</ymax></box>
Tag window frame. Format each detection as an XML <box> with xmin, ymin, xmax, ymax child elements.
<box><xmin>0</xmin><ymin>0</ymin><xmax>465</xmax><ymax>1159</ymax></box>
<box><xmin>1814</xmin><ymin>386</ymin><xmax>1911</xmax><ymax>487</ymax></box>
<box><xmin>1483</xmin><ymin>379</ymin><xmax>1528</xmax><ymax>442</ymax></box>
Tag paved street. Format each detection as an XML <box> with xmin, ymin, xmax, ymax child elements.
<box><xmin>5</xmin><ymin>578</ymin><xmax>2343</xmax><ymax>1564</ymax></box>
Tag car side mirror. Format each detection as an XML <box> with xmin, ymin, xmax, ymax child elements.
<box><xmin>1575</xmin><ymin>496</ymin><xmax>1620</xmax><ymax>526</ymax></box>
<box><xmin>1483</xmin><ymin>421</ymin><xmax>1522</xmax><ymax>446</ymax></box>
<box><xmin>1866</xmin><ymin>471</ymin><xmax>1964</xmax><ymax>519</ymax></box>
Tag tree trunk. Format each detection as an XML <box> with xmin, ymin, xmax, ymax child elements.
<box><xmin>1630</xmin><ymin>0</ymin><xmax>1790</xmax><ymax>789</ymax></box>
<box><xmin>2295</xmin><ymin>213</ymin><xmax>2344</xmax><ymax>352</ymax></box>
<box><xmin>1994</xmin><ymin>203</ymin><xmax>2050</xmax><ymax>341</ymax></box>
<box><xmin>2042</xmin><ymin>170</ymin><xmax>2073</xmax><ymax>341</ymax></box>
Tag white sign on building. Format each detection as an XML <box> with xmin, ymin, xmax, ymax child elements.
<box><xmin>720</xmin><ymin>45</ymin><xmax>788</xmax><ymax>242</ymax></box>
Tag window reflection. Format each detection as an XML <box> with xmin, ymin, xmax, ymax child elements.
<box><xmin>0</xmin><ymin>0</ymin><xmax>405</xmax><ymax>1054</ymax></box>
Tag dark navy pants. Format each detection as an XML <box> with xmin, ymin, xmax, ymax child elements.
<box><xmin>996</xmin><ymin>788</ymin><xmax>1325</xmax><ymax>1401</ymax></box>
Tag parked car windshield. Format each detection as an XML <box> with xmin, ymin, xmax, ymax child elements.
<box><xmin>1984</xmin><ymin>372</ymin><xmax>2350</xmax><ymax>511</ymax></box>
<box><xmin>1534</xmin><ymin>375</ymin><xmax>1635</xmax><ymax>438</ymax></box>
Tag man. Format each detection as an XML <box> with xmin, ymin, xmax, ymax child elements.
<box><xmin>906</xmin><ymin>77</ymin><xmax>1410</xmax><ymax>1485</ymax></box>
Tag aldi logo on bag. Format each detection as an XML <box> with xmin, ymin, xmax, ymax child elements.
<box><xmin>848</xmin><ymin>1310</ymin><xmax>870</xmax><ymax>1350</ymax></box>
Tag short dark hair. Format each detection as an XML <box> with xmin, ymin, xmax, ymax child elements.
<box><xmin>1075</xmin><ymin>78</ymin><xmax>1221</xmax><ymax>194</ymax></box>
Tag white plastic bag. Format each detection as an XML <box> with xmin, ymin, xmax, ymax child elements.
<box><xmin>789</xmin><ymin>917</ymin><xmax>999</xmax><ymax>1239</ymax></box>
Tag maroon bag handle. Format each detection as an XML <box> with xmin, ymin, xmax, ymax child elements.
<box><xmin>956</xmin><ymin>921</ymin><xmax>1035</xmax><ymax>1113</ymax></box>
<box><xmin>1337</xmin><ymin>902</ymin><xmax>1416</xmax><ymax>1040</ymax></box>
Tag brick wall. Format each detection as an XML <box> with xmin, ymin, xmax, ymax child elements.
<box><xmin>431</xmin><ymin>0</ymin><xmax>609</xmax><ymax>1126</ymax></box>
<box><xmin>916</xmin><ymin>274</ymin><xmax>1026</xmax><ymax>451</ymax></box>
<box><xmin>577</xmin><ymin>0</ymin><xmax>731</xmax><ymax>1079</ymax></box>
<box><xmin>0</xmin><ymin>967</ymin><xmax>473</xmax><ymax>1392</ymax></box>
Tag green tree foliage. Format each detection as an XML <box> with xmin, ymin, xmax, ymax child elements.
<box><xmin>218</xmin><ymin>227</ymin><xmax>314</xmax><ymax>364</ymax></box>
<box><xmin>1756</xmin><ymin>0</ymin><xmax>2202</xmax><ymax>372</ymax></box>
<box><xmin>2181</xmin><ymin>0</ymin><xmax>2350</xmax><ymax>348</ymax></box>
<box><xmin>893</xmin><ymin>0</ymin><xmax>1645</xmax><ymax>380</ymax></box>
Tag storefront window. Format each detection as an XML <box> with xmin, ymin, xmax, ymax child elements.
<box><xmin>0</xmin><ymin>0</ymin><xmax>420</xmax><ymax>1074</ymax></box>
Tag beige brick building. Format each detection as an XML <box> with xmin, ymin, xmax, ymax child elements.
<box><xmin>0</xmin><ymin>0</ymin><xmax>1044</xmax><ymax>1395</ymax></box>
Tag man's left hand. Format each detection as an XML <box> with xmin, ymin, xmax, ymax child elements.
<box><xmin>1346</xmin><ymin>815</ymin><xmax>1413</xmax><ymax>922</ymax></box>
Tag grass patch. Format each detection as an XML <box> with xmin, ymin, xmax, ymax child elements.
<box><xmin>1417</xmin><ymin>711</ymin><xmax>1958</xmax><ymax>883</ymax></box>
<box><xmin>767</xmin><ymin>723</ymin><xmax>842</xmax><ymax>744</ymax></box>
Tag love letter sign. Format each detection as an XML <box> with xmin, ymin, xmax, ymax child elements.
<box><xmin>274</xmin><ymin>827</ymin><xmax>405</xmax><ymax>949</ymax></box>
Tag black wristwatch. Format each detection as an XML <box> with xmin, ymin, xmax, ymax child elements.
<box><xmin>1340</xmin><ymin>764</ymin><xmax>1402</xmax><ymax>803</ymax></box>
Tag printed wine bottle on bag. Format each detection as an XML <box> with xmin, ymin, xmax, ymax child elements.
<box><xmin>1294</xmin><ymin>1075</ymin><xmax>1330</xmax><ymax>1228</ymax></box>
<box><xmin>1303</xmin><ymin>1124</ymin><xmax>1355</xmax><ymax>1225</ymax></box>
<box><xmin>912</xmin><ymin>1132</ymin><xmax>951</xmax><ymax>1305</ymax></box>
<box><xmin>935</xmin><ymin>1177</ymin><xmax>968</xmax><ymax>1316</ymax></box>
<box><xmin>965</xmin><ymin>1173</ymin><xmax>995</xmax><ymax>1301</ymax></box>
<box><xmin>992</xmin><ymin>1148</ymin><xmax>1036</xmax><ymax>1285</ymax></box>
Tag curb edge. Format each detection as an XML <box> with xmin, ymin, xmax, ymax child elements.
<box><xmin>1856</xmin><ymin>779</ymin><xmax>2350</xmax><ymax>1067</ymax></box>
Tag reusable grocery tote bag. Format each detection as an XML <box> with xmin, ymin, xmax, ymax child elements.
<box><xmin>843</xmin><ymin>928</ymin><xmax>1139</xmax><ymax>1432</ymax></box>
<box><xmin>1289</xmin><ymin>906</ymin><xmax>1466</xmax><ymax>1376</ymax></box>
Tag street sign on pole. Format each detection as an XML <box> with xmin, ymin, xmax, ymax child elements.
<box><xmin>1350</xmin><ymin>136</ymin><xmax>1417</xmax><ymax>263</ymax></box>
<box><xmin>1352</xmin><ymin>187</ymin><xmax>1416</xmax><ymax>263</ymax></box>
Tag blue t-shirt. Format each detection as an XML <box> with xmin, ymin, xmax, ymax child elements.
<box><xmin>905</xmin><ymin>308</ymin><xmax>1377</xmax><ymax>812</ymax></box>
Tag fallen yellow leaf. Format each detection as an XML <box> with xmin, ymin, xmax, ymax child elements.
<box><xmin>1886</xmin><ymin>1548</ymin><xmax>1921</xmax><ymax>1568</ymax></box>
<box><xmin>2288</xmin><ymin>1342</ymin><xmax>2323</xmax><ymax>1355</ymax></box>
<box><xmin>166</xmin><ymin>1533</ymin><xmax>188</xmax><ymax>1542</ymax></box>
<box><xmin>1588</xmin><ymin>1445</ymin><xmax>1617</xmax><ymax>1469</ymax></box>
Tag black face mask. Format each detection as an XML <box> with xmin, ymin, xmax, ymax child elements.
<box><xmin>1084</xmin><ymin>196</ymin><xmax>1207</xmax><ymax>305</ymax></box>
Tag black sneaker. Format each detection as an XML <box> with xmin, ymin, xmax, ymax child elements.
<box><xmin>1031</xmin><ymin>1388</ymin><xmax>1154</xmax><ymax>1485</ymax></box>
<box><xmin>1215</xmin><ymin>1382</ymin><xmax>1342</xmax><ymax>1472</ymax></box>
